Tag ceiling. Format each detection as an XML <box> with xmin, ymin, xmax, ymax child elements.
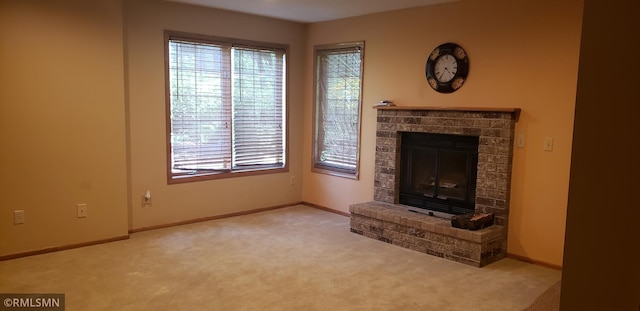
<box><xmin>166</xmin><ymin>0</ymin><xmax>459</xmax><ymax>23</ymax></box>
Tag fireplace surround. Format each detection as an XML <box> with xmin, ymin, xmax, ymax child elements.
<box><xmin>350</xmin><ymin>106</ymin><xmax>519</xmax><ymax>267</ymax></box>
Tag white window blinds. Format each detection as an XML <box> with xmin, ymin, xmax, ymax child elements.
<box><xmin>167</xmin><ymin>33</ymin><xmax>286</xmax><ymax>181</ymax></box>
<box><xmin>314</xmin><ymin>43</ymin><xmax>364</xmax><ymax>177</ymax></box>
<box><xmin>169</xmin><ymin>40</ymin><xmax>232</xmax><ymax>171</ymax></box>
<box><xmin>232</xmin><ymin>47</ymin><xmax>285</xmax><ymax>167</ymax></box>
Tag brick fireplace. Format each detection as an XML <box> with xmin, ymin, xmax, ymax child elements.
<box><xmin>349</xmin><ymin>106</ymin><xmax>519</xmax><ymax>267</ymax></box>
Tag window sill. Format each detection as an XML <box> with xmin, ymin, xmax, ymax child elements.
<box><xmin>311</xmin><ymin>166</ymin><xmax>359</xmax><ymax>180</ymax></box>
<box><xmin>168</xmin><ymin>166</ymin><xmax>288</xmax><ymax>184</ymax></box>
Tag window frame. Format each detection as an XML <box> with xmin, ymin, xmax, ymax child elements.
<box><xmin>312</xmin><ymin>42</ymin><xmax>365</xmax><ymax>179</ymax></box>
<box><xmin>164</xmin><ymin>30</ymin><xmax>289</xmax><ymax>184</ymax></box>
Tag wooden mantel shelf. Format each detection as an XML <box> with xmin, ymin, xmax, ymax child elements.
<box><xmin>373</xmin><ymin>105</ymin><xmax>521</xmax><ymax>121</ymax></box>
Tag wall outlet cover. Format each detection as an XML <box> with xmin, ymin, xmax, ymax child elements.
<box><xmin>13</xmin><ymin>210</ymin><xmax>25</xmax><ymax>224</ymax></box>
<box><xmin>77</xmin><ymin>204</ymin><xmax>88</xmax><ymax>218</ymax></box>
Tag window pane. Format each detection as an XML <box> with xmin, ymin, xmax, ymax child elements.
<box><xmin>314</xmin><ymin>43</ymin><xmax>363</xmax><ymax>176</ymax></box>
<box><xmin>233</xmin><ymin>47</ymin><xmax>285</xmax><ymax>167</ymax></box>
<box><xmin>169</xmin><ymin>40</ymin><xmax>232</xmax><ymax>171</ymax></box>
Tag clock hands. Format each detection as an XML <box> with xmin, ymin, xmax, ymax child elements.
<box><xmin>444</xmin><ymin>67</ymin><xmax>453</xmax><ymax>75</ymax></box>
<box><xmin>438</xmin><ymin>67</ymin><xmax>454</xmax><ymax>81</ymax></box>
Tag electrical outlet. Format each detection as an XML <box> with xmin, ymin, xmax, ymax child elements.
<box><xmin>77</xmin><ymin>203</ymin><xmax>87</xmax><ymax>218</ymax></box>
<box><xmin>143</xmin><ymin>190</ymin><xmax>152</xmax><ymax>206</ymax></box>
<box><xmin>13</xmin><ymin>210</ymin><xmax>25</xmax><ymax>224</ymax></box>
<box><xmin>544</xmin><ymin>137</ymin><xmax>554</xmax><ymax>151</ymax></box>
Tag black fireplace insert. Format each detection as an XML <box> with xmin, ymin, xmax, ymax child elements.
<box><xmin>399</xmin><ymin>132</ymin><xmax>479</xmax><ymax>215</ymax></box>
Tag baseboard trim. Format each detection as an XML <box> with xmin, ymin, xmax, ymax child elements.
<box><xmin>0</xmin><ymin>235</ymin><xmax>130</xmax><ymax>262</ymax></box>
<box><xmin>129</xmin><ymin>202</ymin><xmax>302</xmax><ymax>234</ymax></box>
<box><xmin>302</xmin><ymin>202</ymin><xmax>350</xmax><ymax>217</ymax></box>
<box><xmin>507</xmin><ymin>253</ymin><xmax>563</xmax><ymax>270</ymax></box>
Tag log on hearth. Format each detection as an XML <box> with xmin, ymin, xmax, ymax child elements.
<box><xmin>451</xmin><ymin>213</ymin><xmax>494</xmax><ymax>230</ymax></box>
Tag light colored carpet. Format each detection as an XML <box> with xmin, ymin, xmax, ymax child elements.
<box><xmin>522</xmin><ymin>280</ymin><xmax>561</xmax><ymax>311</ymax></box>
<box><xmin>0</xmin><ymin>205</ymin><xmax>561</xmax><ymax>310</ymax></box>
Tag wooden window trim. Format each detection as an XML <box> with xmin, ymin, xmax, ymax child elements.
<box><xmin>312</xmin><ymin>42</ymin><xmax>365</xmax><ymax>180</ymax></box>
<box><xmin>164</xmin><ymin>30</ymin><xmax>290</xmax><ymax>184</ymax></box>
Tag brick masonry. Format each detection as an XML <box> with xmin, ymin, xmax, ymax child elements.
<box><xmin>351</xmin><ymin>107</ymin><xmax>518</xmax><ymax>267</ymax></box>
<box><xmin>350</xmin><ymin>201</ymin><xmax>506</xmax><ymax>267</ymax></box>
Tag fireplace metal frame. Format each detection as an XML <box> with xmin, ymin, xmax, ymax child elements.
<box><xmin>399</xmin><ymin>131</ymin><xmax>479</xmax><ymax>215</ymax></box>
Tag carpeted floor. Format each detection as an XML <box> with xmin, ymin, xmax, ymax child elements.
<box><xmin>0</xmin><ymin>205</ymin><xmax>561</xmax><ymax>310</ymax></box>
<box><xmin>523</xmin><ymin>280</ymin><xmax>561</xmax><ymax>311</ymax></box>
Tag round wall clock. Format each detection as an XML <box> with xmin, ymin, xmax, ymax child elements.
<box><xmin>425</xmin><ymin>43</ymin><xmax>469</xmax><ymax>93</ymax></box>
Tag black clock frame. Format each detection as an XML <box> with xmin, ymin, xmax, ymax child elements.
<box><xmin>425</xmin><ymin>43</ymin><xmax>469</xmax><ymax>94</ymax></box>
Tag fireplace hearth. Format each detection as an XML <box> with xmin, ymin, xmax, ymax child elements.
<box><xmin>350</xmin><ymin>106</ymin><xmax>519</xmax><ymax>267</ymax></box>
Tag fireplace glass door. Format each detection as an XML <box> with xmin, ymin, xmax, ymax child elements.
<box><xmin>399</xmin><ymin>132</ymin><xmax>478</xmax><ymax>215</ymax></box>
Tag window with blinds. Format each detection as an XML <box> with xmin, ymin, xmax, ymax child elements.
<box><xmin>165</xmin><ymin>31</ymin><xmax>287</xmax><ymax>183</ymax></box>
<box><xmin>313</xmin><ymin>42</ymin><xmax>364</xmax><ymax>178</ymax></box>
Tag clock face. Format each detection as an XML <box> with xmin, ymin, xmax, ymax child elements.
<box><xmin>434</xmin><ymin>54</ymin><xmax>458</xmax><ymax>83</ymax></box>
<box><xmin>425</xmin><ymin>43</ymin><xmax>469</xmax><ymax>93</ymax></box>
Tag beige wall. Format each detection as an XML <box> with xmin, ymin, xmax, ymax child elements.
<box><xmin>0</xmin><ymin>0</ymin><xmax>128</xmax><ymax>256</ymax></box>
<box><xmin>561</xmin><ymin>0</ymin><xmax>640</xmax><ymax>308</ymax></box>
<box><xmin>123</xmin><ymin>0</ymin><xmax>306</xmax><ymax>230</ymax></box>
<box><xmin>303</xmin><ymin>0</ymin><xmax>584</xmax><ymax>267</ymax></box>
